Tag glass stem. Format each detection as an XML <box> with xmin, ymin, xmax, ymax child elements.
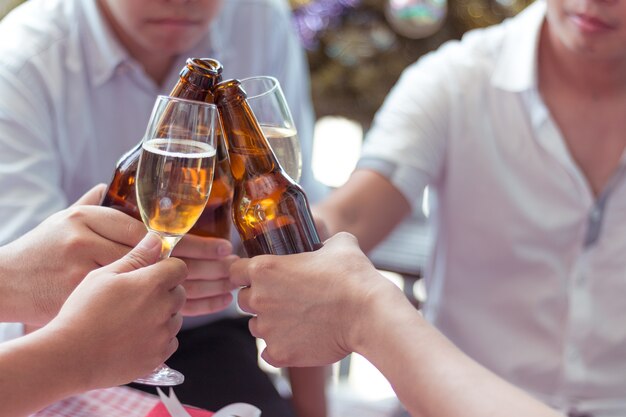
<box><xmin>159</xmin><ymin>235</ymin><xmax>182</xmax><ymax>260</ymax></box>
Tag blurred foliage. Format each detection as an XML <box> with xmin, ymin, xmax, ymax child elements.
<box><xmin>294</xmin><ymin>0</ymin><xmax>533</xmax><ymax>128</ymax></box>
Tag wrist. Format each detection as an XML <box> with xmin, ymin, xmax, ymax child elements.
<box><xmin>0</xmin><ymin>245</ymin><xmax>27</xmax><ymax>321</ymax></box>
<box><xmin>38</xmin><ymin>320</ymin><xmax>98</xmax><ymax>392</ymax></box>
<box><xmin>0</xmin><ymin>325</ymin><xmax>89</xmax><ymax>414</ymax></box>
<box><xmin>347</xmin><ymin>272</ymin><xmax>410</xmax><ymax>356</ymax></box>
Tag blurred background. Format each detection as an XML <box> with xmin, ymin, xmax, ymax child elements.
<box><xmin>293</xmin><ymin>0</ymin><xmax>532</xmax><ymax>188</ymax></box>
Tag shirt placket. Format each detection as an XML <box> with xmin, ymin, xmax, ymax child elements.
<box><xmin>561</xmin><ymin>163</ymin><xmax>626</xmax><ymax>415</ymax></box>
<box><xmin>563</xmin><ymin>248</ymin><xmax>591</xmax><ymax>390</ymax></box>
<box><xmin>525</xmin><ymin>88</ymin><xmax>595</xmax><ymax>411</ymax></box>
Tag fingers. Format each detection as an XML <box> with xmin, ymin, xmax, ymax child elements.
<box><xmin>71</xmin><ymin>183</ymin><xmax>107</xmax><ymax>206</ymax></box>
<box><xmin>168</xmin><ymin>312</ymin><xmax>184</xmax><ymax>336</ymax></box>
<box><xmin>63</xmin><ymin>205</ymin><xmax>147</xmax><ymax>252</ymax></box>
<box><xmin>169</xmin><ymin>284</ymin><xmax>187</xmax><ymax>316</ymax></box>
<box><xmin>183</xmin><ymin>254</ymin><xmax>238</xmax><ymax>281</ymax></box>
<box><xmin>182</xmin><ymin>278</ymin><xmax>237</xmax><ymax>300</ymax></box>
<box><xmin>163</xmin><ymin>337</ymin><xmax>180</xmax><ymax>362</ymax></box>
<box><xmin>229</xmin><ymin>258</ymin><xmax>253</xmax><ymax>287</ymax></box>
<box><xmin>181</xmin><ymin>293</ymin><xmax>233</xmax><ymax>316</ymax></box>
<box><xmin>324</xmin><ymin>231</ymin><xmax>359</xmax><ymax>248</ymax></box>
<box><xmin>177</xmin><ymin>253</ymin><xmax>238</xmax><ymax>317</ymax></box>
<box><xmin>107</xmin><ymin>232</ymin><xmax>162</xmax><ymax>274</ymax></box>
<box><xmin>260</xmin><ymin>347</ymin><xmax>284</xmax><ymax>368</ymax></box>
<box><xmin>174</xmin><ymin>234</ymin><xmax>233</xmax><ymax>260</ymax></box>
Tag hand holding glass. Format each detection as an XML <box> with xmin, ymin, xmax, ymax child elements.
<box><xmin>240</xmin><ymin>76</ymin><xmax>302</xmax><ymax>182</ymax></box>
<box><xmin>134</xmin><ymin>95</ymin><xmax>219</xmax><ymax>386</ymax></box>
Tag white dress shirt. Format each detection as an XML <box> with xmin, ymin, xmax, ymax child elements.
<box><xmin>359</xmin><ymin>2</ymin><xmax>626</xmax><ymax>415</ymax></box>
<box><xmin>0</xmin><ymin>0</ymin><xmax>325</xmax><ymax>335</ymax></box>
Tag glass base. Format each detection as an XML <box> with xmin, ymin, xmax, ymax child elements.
<box><xmin>133</xmin><ymin>364</ymin><xmax>184</xmax><ymax>386</ymax></box>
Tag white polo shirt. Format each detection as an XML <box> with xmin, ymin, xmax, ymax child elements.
<box><xmin>0</xmin><ymin>0</ymin><xmax>324</xmax><ymax>336</ymax></box>
<box><xmin>359</xmin><ymin>1</ymin><xmax>626</xmax><ymax>415</ymax></box>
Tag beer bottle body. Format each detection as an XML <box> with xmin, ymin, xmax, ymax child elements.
<box><xmin>215</xmin><ymin>79</ymin><xmax>321</xmax><ymax>257</ymax></box>
<box><xmin>101</xmin><ymin>141</ymin><xmax>142</xmax><ymax>221</ymax></box>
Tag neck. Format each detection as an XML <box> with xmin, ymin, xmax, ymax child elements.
<box><xmin>132</xmin><ymin>53</ymin><xmax>176</xmax><ymax>87</ymax></box>
<box><xmin>97</xmin><ymin>1</ymin><xmax>175</xmax><ymax>87</ymax></box>
<box><xmin>540</xmin><ymin>23</ymin><xmax>626</xmax><ymax>97</ymax></box>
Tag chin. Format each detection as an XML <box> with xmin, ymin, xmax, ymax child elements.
<box><xmin>150</xmin><ymin>41</ymin><xmax>198</xmax><ymax>57</ymax></box>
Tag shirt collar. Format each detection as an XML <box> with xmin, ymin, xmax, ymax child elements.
<box><xmin>80</xmin><ymin>0</ymin><xmax>130</xmax><ymax>87</ymax></box>
<box><xmin>491</xmin><ymin>0</ymin><xmax>546</xmax><ymax>92</ymax></box>
<box><xmin>78</xmin><ymin>0</ymin><xmax>217</xmax><ymax>90</ymax></box>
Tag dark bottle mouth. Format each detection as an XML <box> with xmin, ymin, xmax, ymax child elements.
<box><xmin>214</xmin><ymin>79</ymin><xmax>247</xmax><ymax>106</ymax></box>
<box><xmin>180</xmin><ymin>57</ymin><xmax>223</xmax><ymax>90</ymax></box>
<box><xmin>187</xmin><ymin>57</ymin><xmax>222</xmax><ymax>75</ymax></box>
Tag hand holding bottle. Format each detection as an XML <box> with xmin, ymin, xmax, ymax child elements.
<box><xmin>172</xmin><ymin>234</ymin><xmax>239</xmax><ymax>316</ymax></box>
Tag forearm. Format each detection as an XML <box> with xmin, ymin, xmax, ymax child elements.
<box><xmin>313</xmin><ymin>170</ymin><xmax>410</xmax><ymax>252</ymax></box>
<box><xmin>0</xmin><ymin>245</ymin><xmax>28</xmax><ymax>322</ymax></box>
<box><xmin>288</xmin><ymin>366</ymin><xmax>328</xmax><ymax>417</ymax></box>
<box><xmin>0</xmin><ymin>327</ymin><xmax>86</xmax><ymax>416</ymax></box>
<box><xmin>355</xmin><ymin>296</ymin><xmax>561</xmax><ymax>417</ymax></box>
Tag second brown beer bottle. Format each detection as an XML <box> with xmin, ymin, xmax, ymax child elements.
<box><xmin>101</xmin><ymin>58</ymin><xmax>233</xmax><ymax>239</ymax></box>
<box><xmin>213</xmin><ymin>79</ymin><xmax>322</xmax><ymax>256</ymax></box>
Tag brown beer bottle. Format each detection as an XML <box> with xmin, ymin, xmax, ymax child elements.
<box><xmin>101</xmin><ymin>58</ymin><xmax>233</xmax><ymax>239</ymax></box>
<box><xmin>213</xmin><ymin>79</ymin><xmax>322</xmax><ymax>256</ymax></box>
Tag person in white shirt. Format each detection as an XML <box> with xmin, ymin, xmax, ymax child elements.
<box><xmin>0</xmin><ymin>186</ymin><xmax>189</xmax><ymax>417</ymax></box>
<box><xmin>0</xmin><ymin>0</ymin><xmax>326</xmax><ymax>416</ymax></box>
<box><xmin>310</xmin><ymin>0</ymin><xmax>626</xmax><ymax>415</ymax></box>
<box><xmin>229</xmin><ymin>232</ymin><xmax>565</xmax><ymax>417</ymax></box>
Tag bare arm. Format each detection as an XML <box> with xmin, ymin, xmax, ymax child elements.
<box><xmin>356</xmin><ymin>289</ymin><xmax>562</xmax><ymax>417</ymax></box>
<box><xmin>289</xmin><ymin>366</ymin><xmax>328</xmax><ymax>417</ymax></box>
<box><xmin>231</xmin><ymin>233</ymin><xmax>562</xmax><ymax>417</ymax></box>
<box><xmin>313</xmin><ymin>170</ymin><xmax>411</xmax><ymax>252</ymax></box>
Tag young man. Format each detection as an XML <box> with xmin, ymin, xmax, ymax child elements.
<box><xmin>307</xmin><ymin>0</ymin><xmax>626</xmax><ymax>415</ymax></box>
<box><xmin>0</xmin><ymin>1</ymin><xmax>326</xmax><ymax>416</ymax></box>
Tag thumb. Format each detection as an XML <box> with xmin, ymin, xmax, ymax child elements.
<box><xmin>108</xmin><ymin>232</ymin><xmax>162</xmax><ymax>274</ymax></box>
<box><xmin>72</xmin><ymin>183</ymin><xmax>107</xmax><ymax>206</ymax></box>
<box><xmin>323</xmin><ymin>231</ymin><xmax>358</xmax><ymax>248</ymax></box>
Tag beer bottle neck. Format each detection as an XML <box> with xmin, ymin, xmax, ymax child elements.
<box><xmin>171</xmin><ymin>58</ymin><xmax>223</xmax><ymax>102</ymax></box>
<box><xmin>218</xmin><ymin>96</ymin><xmax>279</xmax><ymax>181</ymax></box>
<box><xmin>169</xmin><ymin>79</ymin><xmax>214</xmax><ymax>102</ymax></box>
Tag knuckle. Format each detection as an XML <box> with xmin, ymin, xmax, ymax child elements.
<box><xmin>64</xmin><ymin>206</ymin><xmax>87</xmax><ymax>222</ymax></box>
<box><xmin>172</xmin><ymin>258</ymin><xmax>189</xmax><ymax>278</ymax></box>
<box><xmin>248</xmin><ymin>256</ymin><xmax>275</xmax><ymax>280</ymax></box>
<box><xmin>265</xmin><ymin>347</ymin><xmax>288</xmax><ymax>368</ymax></box>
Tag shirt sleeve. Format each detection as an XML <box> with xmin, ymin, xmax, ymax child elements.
<box><xmin>0</xmin><ymin>64</ymin><xmax>66</xmax><ymax>245</ymax></box>
<box><xmin>357</xmin><ymin>47</ymin><xmax>455</xmax><ymax>210</ymax></box>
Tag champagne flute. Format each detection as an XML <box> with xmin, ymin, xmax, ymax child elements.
<box><xmin>134</xmin><ymin>95</ymin><xmax>219</xmax><ymax>386</ymax></box>
<box><xmin>240</xmin><ymin>76</ymin><xmax>302</xmax><ymax>182</ymax></box>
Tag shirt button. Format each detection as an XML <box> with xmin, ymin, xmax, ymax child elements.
<box><xmin>590</xmin><ymin>207</ymin><xmax>601</xmax><ymax>222</ymax></box>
